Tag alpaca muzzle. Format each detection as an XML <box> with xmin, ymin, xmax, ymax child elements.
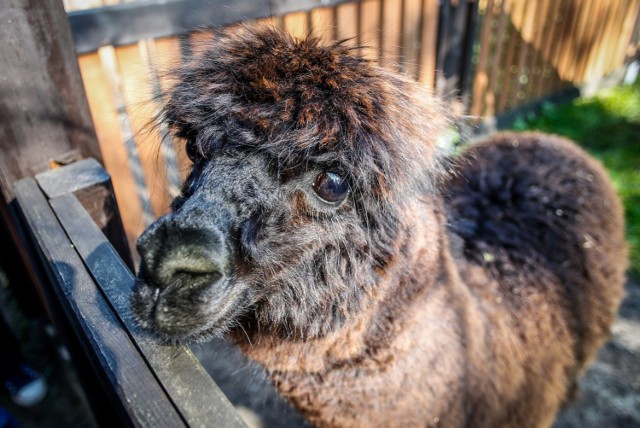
<box><xmin>133</xmin><ymin>212</ymin><xmax>234</xmax><ymax>338</ymax></box>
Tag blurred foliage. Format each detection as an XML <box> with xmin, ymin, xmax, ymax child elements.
<box><xmin>512</xmin><ymin>83</ymin><xmax>640</xmax><ymax>278</ymax></box>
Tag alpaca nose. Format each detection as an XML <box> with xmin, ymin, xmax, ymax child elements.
<box><xmin>136</xmin><ymin>216</ymin><xmax>230</xmax><ymax>291</ymax></box>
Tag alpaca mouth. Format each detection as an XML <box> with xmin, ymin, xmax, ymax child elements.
<box><xmin>131</xmin><ymin>273</ymin><xmax>241</xmax><ymax>342</ymax></box>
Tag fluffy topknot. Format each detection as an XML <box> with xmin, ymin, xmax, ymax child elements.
<box><xmin>162</xmin><ymin>27</ymin><xmax>450</xmax><ymax>199</ymax></box>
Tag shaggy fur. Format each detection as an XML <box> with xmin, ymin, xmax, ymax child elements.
<box><xmin>132</xmin><ymin>28</ymin><xmax>627</xmax><ymax>427</ymax></box>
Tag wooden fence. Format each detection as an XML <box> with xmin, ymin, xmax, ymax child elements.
<box><xmin>67</xmin><ymin>0</ymin><xmax>456</xmax><ymax>255</ymax></box>
<box><xmin>471</xmin><ymin>0</ymin><xmax>640</xmax><ymax>118</ymax></box>
<box><xmin>64</xmin><ymin>0</ymin><xmax>640</xmax><ymax>257</ymax></box>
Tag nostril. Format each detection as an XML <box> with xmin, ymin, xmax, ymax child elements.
<box><xmin>159</xmin><ymin>249</ymin><xmax>227</xmax><ymax>281</ymax></box>
<box><xmin>135</xmin><ymin>216</ymin><xmax>231</xmax><ymax>291</ymax></box>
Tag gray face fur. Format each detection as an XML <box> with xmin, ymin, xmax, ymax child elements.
<box><xmin>131</xmin><ymin>28</ymin><xmax>447</xmax><ymax>344</ymax></box>
<box><xmin>133</xmin><ymin>152</ymin><xmax>387</xmax><ymax>342</ymax></box>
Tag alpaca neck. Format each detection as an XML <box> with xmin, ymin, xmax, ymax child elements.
<box><xmin>236</xmin><ymin>196</ymin><xmax>453</xmax><ymax>373</ymax></box>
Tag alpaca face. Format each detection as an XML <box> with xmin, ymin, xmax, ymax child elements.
<box><xmin>133</xmin><ymin>149</ymin><xmax>383</xmax><ymax>342</ymax></box>
<box><xmin>131</xmin><ymin>28</ymin><xmax>446</xmax><ymax>343</ymax></box>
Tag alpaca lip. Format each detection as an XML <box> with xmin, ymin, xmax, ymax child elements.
<box><xmin>136</xmin><ymin>272</ymin><xmax>240</xmax><ymax>341</ymax></box>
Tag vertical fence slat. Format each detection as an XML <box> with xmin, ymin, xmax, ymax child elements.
<box><xmin>484</xmin><ymin>0</ymin><xmax>510</xmax><ymax>117</ymax></box>
<box><xmin>470</xmin><ymin>0</ymin><xmax>495</xmax><ymax>117</ymax></box>
<box><xmin>382</xmin><ymin>0</ymin><xmax>403</xmax><ymax>70</ymax></box>
<box><xmin>284</xmin><ymin>11</ymin><xmax>309</xmax><ymax>40</ymax></box>
<box><xmin>188</xmin><ymin>29</ymin><xmax>216</xmax><ymax>57</ymax></box>
<box><xmin>496</xmin><ymin>0</ymin><xmax>522</xmax><ymax>112</ymax></box>
<box><xmin>535</xmin><ymin>0</ymin><xmax>562</xmax><ymax>98</ymax></box>
<box><xmin>604</xmin><ymin>1</ymin><xmax>628</xmax><ymax>75</ymax></box>
<box><xmin>523</xmin><ymin>0</ymin><xmax>550</xmax><ymax>102</ymax></box>
<box><xmin>98</xmin><ymin>45</ymin><xmax>155</xmax><ymax>233</ymax></box>
<box><xmin>310</xmin><ymin>7</ymin><xmax>336</xmax><ymax>44</ymax></box>
<box><xmin>140</xmin><ymin>38</ymin><xmax>182</xmax><ymax>199</ymax></box>
<box><xmin>153</xmin><ymin>37</ymin><xmax>192</xmax><ymax>182</ymax></box>
<box><xmin>508</xmin><ymin>0</ymin><xmax>536</xmax><ymax>109</ymax></box>
<box><xmin>419</xmin><ymin>0</ymin><xmax>440</xmax><ymax>88</ymax></box>
<box><xmin>115</xmin><ymin>43</ymin><xmax>171</xmax><ymax>219</ymax></box>
<box><xmin>611</xmin><ymin>0</ymin><xmax>640</xmax><ymax>73</ymax></box>
<box><xmin>543</xmin><ymin>0</ymin><xmax>571</xmax><ymax>94</ymax></box>
<box><xmin>402</xmin><ymin>0</ymin><xmax>424</xmax><ymax>79</ymax></box>
<box><xmin>335</xmin><ymin>2</ymin><xmax>359</xmax><ymax>47</ymax></box>
<box><xmin>359</xmin><ymin>0</ymin><xmax>382</xmax><ymax>62</ymax></box>
<box><xmin>77</xmin><ymin>52</ymin><xmax>141</xmax><ymax>252</ymax></box>
<box><xmin>585</xmin><ymin>3</ymin><xmax>615</xmax><ymax>83</ymax></box>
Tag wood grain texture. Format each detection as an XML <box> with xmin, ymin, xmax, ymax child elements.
<box><xmin>359</xmin><ymin>0</ymin><xmax>381</xmax><ymax>61</ymax></box>
<box><xmin>115</xmin><ymin>43</ymin><xmax>172</xmax><ymax>218</ymax></box>
<box><xmin>13</xmin><ymin>178</ymin><xmax>184</xmax><ymax>428</ymax></box>
<box><xmin>0</xmin><ymin>0</ymin><xmax>102</xmax><ymax>200</ymax></box>
<box><xmin>50</xmin><ymin>192</ymin><xmax>247</xmax><ymax>428</ymax></box>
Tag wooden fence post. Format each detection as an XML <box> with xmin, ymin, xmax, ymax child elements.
<box><xmin>0</xmin><ymin>0</ymin><xmax>102</xmax><ymax>202</ymax></box>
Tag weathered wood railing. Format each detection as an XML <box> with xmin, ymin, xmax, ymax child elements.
<box><xmin>13</xmin><ymin>159</ymin><xmax>246</xmax><ymax>428</ymax></box>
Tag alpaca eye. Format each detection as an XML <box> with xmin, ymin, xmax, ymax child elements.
<box><xmin>312</xmin><ymin>172</ymin><xmax>348</xmax><ymax>204</ymax></box>
<box><xmin>185</xmin><ymin>139</ymin><xmax>199</xmax><ymax>162</ymax></box>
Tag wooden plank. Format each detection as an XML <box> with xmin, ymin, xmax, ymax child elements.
<box><xmin>534</xmin><ymin>0</ymin><xmax>562</xmax><ymax>98</ymax></box>
<box><xmin>496</xmin><ymin>0</ymin><xmax>521</xmax><ymax>113</ymax></box>
<box><xmin>98</xmin><ymin>45</ymin><xmax>156</xmax><ymax>234</ymax></box>
<box><xmin>509</xmin><ymin>0</ymin><xmax>536</xmax><ymax>108</ymax></box>
<box><xmin>484</xmin><ymin>0</ymin><xmax>510</xmax><ymax>117</ymax></box>
<box><xmin>556</xmin><ymin>0</ymin><xmax>580</xmax><ymax>83</ymax></box>
<box><xmin>541</xmin><ymin>0</ymin><xmax>571</xmax><ymax>95</ymax></box>
<box><xmin>69</xmin><ymin>0</ymin><xmax>353</xmax><ymax>54</ymax></box>
<box><xmin>523</xmin><ymin>0</ymin><xmax>550</xmax><ymax>101</ymax></box>
<box><xmin>68</xmin><ymin>0</ymin><xmax>356</xmax><ymax>54</ymax></box>
<box><xmin>153</xmin><ymin>37</ymin><xmax>192</xmax><ymax>183</ymax></box>
<box><xmin>335</xmin><ymin>2</ymin><xmax>359</xmax><ymax>47</ymax></box>
<box><xmin>77</xmin><ymin>52</ymin><xmax>143</xmax><ymax>253</ymax></box>
<box><xmin>13</xmin><ymin>178</ymin><xmax>186</xmax><ymax>428</ymax></box>
<box><xmin>188</xmin><ymin>29</ymin><xmax>216</xmax><ymax>57</ymax></box>
<box><xmin>359</xmin><ymin>0</ymin><xmax>381</xmax><ymax>61</ymax></box>
<box><xmin>402</xmin><ymin>0</ymin><xmax>423</xmax><ymax>78</ymax></box>
<box><xmin>585</xmin><ymin>1</ymin><xmax>619</xmax><ymax>81</ymax></box>
<box><xmin>140</xmin><ymin>38</ymin><xmax>183</xmax><ymax>199</ymax></box>
<box><xmin>284</xmin><ymin>11</ymin><xmax>309</xmax><ymax>40</ymax></box>
<box><xmin>50</xmin><ymin>193</ymin><xmax>247</xmax><ymax>428</ymax></box>
<box><xmin>254</xmin><ymin>15</ymin><xmax>281</xmax><ymax>30</ymax></box>
<box><xmin>0</xmin><ymin>0</ymin><xmax>102</xmax><ymax>201</ymax></box>
<box><xmin>470</xmin><ymin>0</ymin><xmax>495</xmax><ymax>117</ymax></box>
<box><xmin>35</xmin><ymin>158</ymin><xmax>134</xmax><ymax>271</ymax></box>
<box><xmin>610</xmin><ymin>0</ymin><xmax>640</xmax><ymax>73</ymax></box>
<box><xmin>568</xmin><ymin>0</ymin><xmax>595</xmax><ymax>83</ymax></box>
<box><xmin>381</xmin><ymin>0</ymin><xmax>403</xmax><ymax>70</ymax></box>
<box><xmin>458</xmin><ymin>0</ymin><xmax>480</xmax><ymax>100</ymax></box>
<box><xmin>418</xmin><ymin>0</ymin><xmax>439</xmax><ymax>88</ymax></box>
<box><xmin>115</xmin><ymin>43</ymin><xmax>172</xmax><ymax>219</ymax></box>
<box><xmin>309</xmin><ymin>7</ymin><xmax>336</xmax><ymax>44</ymax></box>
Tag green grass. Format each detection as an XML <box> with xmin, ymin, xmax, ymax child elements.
<box><xmin>511</xmin><ymin>83</ymin><xmax>640</xmax><ymax>278</ymax></box>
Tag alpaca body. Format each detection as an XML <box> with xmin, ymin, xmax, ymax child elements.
<box><xmin>131</xmin><ymin>29</ymin><xmax>627</xmax><ymax>428</ymax></box>
<box><xmin>233</xmin><ymin>133</ymin><xmax>626</xmax><ymax>428</ymax></box>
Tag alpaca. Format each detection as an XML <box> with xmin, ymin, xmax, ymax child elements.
<box><xmin>132</xmin><ymin>28</ymin><xmax>628</xmax><ymax>427</ymax></box>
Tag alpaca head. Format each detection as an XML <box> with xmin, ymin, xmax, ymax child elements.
<box><xmin>132</xmin><ymin>28</ymin><xmax>449</xmax><ymax>343</ymax></box>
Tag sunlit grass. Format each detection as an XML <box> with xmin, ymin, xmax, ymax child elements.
<box><xmin>512</xmin><ymin>83</ymin><xmax>640</xmax><ymax>278</ymax></box>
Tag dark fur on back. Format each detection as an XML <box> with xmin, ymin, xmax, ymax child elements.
<box><xmin>132</xmin><ymin>28</ymin><xmax>628</xmax><ymax>427</ymax></box>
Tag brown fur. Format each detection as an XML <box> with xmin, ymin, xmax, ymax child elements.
<box><xmin>132</xmin><ymin>28</ymin><xmax>628</xmax><ymax>427</ymax></box>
